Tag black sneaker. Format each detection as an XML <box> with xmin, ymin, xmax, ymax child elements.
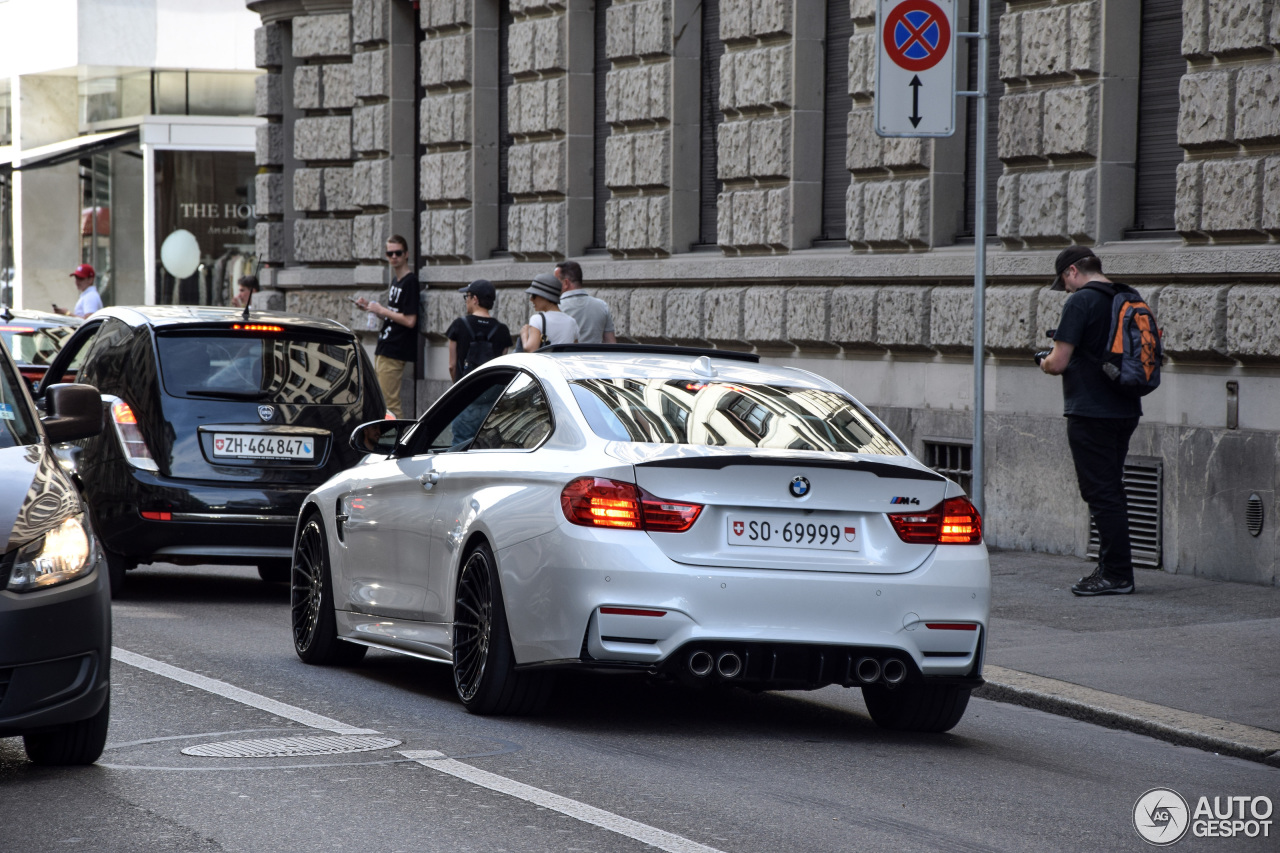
<box><xmin>1076</xmin><ymin>565</ymin><xmax>1105</xmax><ymax>586</ymax></box>
<box><xmin>1071</xmin><ymin>573</ymin><xmax>1135</xmax><ymax>596</ymax></box>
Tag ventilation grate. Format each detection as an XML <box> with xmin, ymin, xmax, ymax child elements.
<box><xmin>181</xmin><ymin>735</ymin><xmax>401</xmax><ymax>758</ymax></box>
<box><xmin>924</xmin><ymin>441</ymin><xmax>972</xmax><ymax>495</ymax></box>
<box><xmin>1246</xmin><ymin>494</ymin><xmax>1264</xmax><ymax>537</ymax></box>
<box><xmin>1087</xmin><ymin>461</ymin><xmax>1162</xmax><ymax>568</ymax></box>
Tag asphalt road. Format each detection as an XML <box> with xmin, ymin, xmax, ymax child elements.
<box><xmin>1</xmin><ymin>563</ymin><xmax>1275</xmax><ymax>853</ymax></box>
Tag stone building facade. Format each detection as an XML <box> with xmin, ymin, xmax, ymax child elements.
<box><xmin>246</xmin><ymin>0</ymin><xmax>1280</xmax><ymax>586</ymax></box>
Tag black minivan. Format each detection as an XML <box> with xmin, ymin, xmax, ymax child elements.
<box><xmin>36</xmin><ymin>306</ymin><xmax>386</xmax><ymax>592</ymax></box>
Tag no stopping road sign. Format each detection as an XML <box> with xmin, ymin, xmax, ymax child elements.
<box><xmin>876</xmin><ymin>0</ymin><xmax>956</xmax><ymax>137</ymax></box>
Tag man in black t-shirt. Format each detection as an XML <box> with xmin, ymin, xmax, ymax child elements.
<box><xmin>447</xmin><ymin>279</ymin><xmax>512</xmax><ymax>382</ymax></box>
<box><xmin>355</xmin><ymin>235</ymin><xmax>419</xmax><ymax>417</ymax></box>
<box><xmin>1039</xmin><ymin>247</ymin><xmax>1142</xmax><ymax>596</ymax></box>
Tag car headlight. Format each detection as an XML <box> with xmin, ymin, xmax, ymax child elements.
<box><xmin>6</xmin><ymin>514</ymin><xmax>95</xmax><ymax>592</ymax></box>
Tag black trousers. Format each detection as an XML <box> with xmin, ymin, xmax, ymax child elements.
<box><xmin>1066</xmin><ymin>415</ymin><xmax>1140</xmax><ymax>581</ymax></box>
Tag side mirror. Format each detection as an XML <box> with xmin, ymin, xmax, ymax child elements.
<box><xmin>42</xmin><ymin>383</ymin><xmax>104</xmax><ymax>443</ymax></box>
<box><xmin>349</xmin><ymin>419</ymin><xmax>415</xmax><ymax>456</ymax></box>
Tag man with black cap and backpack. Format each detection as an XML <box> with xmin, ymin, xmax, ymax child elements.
<box><xmin>1038</xmin><ymin>247</ymin><xmax>1152</xmax><ymax>596</ymax></box>
<box><xmin>447</xmin><ymin>279</ymin><xmax>513</xmax><ymax>382</ymax></box>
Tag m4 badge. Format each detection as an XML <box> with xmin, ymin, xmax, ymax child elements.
<box><xmin>889</xmin><ymin>496</ymin><xmax>920</xmax><ymax>505</ymax></box>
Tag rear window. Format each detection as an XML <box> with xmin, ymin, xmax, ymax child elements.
<box><xmin>0</xmin><ymin>324</ymin><xmax>76</xmax><ymax>366</ymax></box>
<box><xmin>570</xmin><ymin>378</ymin><xmax>905</xmax><ymax>455</ymax></box>
<box><xmin>156</xmin><ymin>330</ymin><xmax>362</xmax><ymax>405</ymax></box>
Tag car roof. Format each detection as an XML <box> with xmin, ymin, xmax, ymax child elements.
<box><xmin>90</xmin><ymin>305</ymin><xmax>353</xmax><ymax>333</ymax></box>
<box><xmin>505</xmin><ymin>346</ymin><xmax>837</xmax><ymax>391</ymax></box>
<box><xmin>0</xmin><ymin>307</ymin><xmax>83</xmax><ymax>328</ymax></box>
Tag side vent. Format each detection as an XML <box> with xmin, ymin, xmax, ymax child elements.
<box><xmin>1088</xmin><ymin>459</ymin><xmax>1162</xmax><ymax>568</ymax></box>
<box><xmin>1246</xmin><ymin>494</ymin><xmax>1264</xmax><ymax>538</ymax></box>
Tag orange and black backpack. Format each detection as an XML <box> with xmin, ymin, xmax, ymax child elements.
<box><xmin>1082</xmin><ymin>281</ymin><xmax>1163</xmax><ymax>397</ymax></box>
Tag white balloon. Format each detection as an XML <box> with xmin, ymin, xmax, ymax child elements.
<box><xmin>160</xmin><ymin>229</ymin><xmax>201</xmax><ymax>279</ymax></box>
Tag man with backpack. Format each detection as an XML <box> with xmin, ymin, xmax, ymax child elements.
<box><xmin>447</xmin><ymin>279</ymin><xmax>512</xmax><ymax>382</ymax></box>
<box><xmin>1039</xmin><ymin>247</ymin><xmax>1161</xmax><ymax>597</ymax></box>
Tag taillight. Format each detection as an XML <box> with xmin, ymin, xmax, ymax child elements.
<box><xmin>110</xmin><ymin>399</ymin><xmax>159</xmax><ymax>471</ymax></box>
<box><xmin>888</xmin><ymin>497</ymin><xmax>982</xmax><ymax>545</ymax></box>
<box><xmin>561</xmin><ymin>477</ymin><xmax>703</xmax><ymax>533</ymax></box>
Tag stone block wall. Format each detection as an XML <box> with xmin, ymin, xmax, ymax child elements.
<box><xmin>713</xmin><ymin>0</ymin><xmax>824</xmax><ymax>253</ymax></box>
<box><xmin>995</xmin><ymin>0</ymin><xmax>1138</xmax><ymax>247</ymax></box>
<box><xmin>501</xmin><ymin>0</ymin><xmax>594</xmax><ymax>259</ymax></box>
<box><xmin>254</xmin><ymin>21</ymin><xmax>288</xmax><ymax>266</ymax></box>
<box><xmin>1176</xmin><ymin>0</ymin><xmax>1280</xmax><ymax>240</ymax></box>
<box><xmin>602</xmin><ymin>0</ymin><xmax>701</xmax><ymax>256</ymax></box>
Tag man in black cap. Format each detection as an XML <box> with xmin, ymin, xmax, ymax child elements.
<box><xmin>447</xmin><ymin>279</ymin><xmax>512</xmax><ymax>382</ymax></box>
<box><xmin>1039</xmin><ymin>247</ymin><xmax>1143</xmax><ymax>596</ymax></box>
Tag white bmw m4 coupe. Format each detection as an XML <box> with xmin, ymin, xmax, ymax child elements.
<box><xmin>290</xmin><ymin>345</ymin><xmax>989</xmax><ymax>732</ymax></box>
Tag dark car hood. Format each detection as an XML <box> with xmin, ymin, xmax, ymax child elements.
<box><xmin>0</xmin><ymin>444</ymin><xmax>82</xmax><ymax>553</ymax></box>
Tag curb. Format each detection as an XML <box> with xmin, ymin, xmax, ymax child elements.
<box><xmin>974</xmin><ymin>665</ymin><xmax>1280</xmax><ymax>767</ymax></box>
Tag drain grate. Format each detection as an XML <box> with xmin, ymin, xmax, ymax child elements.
<box><xmin>181</xmin><ymin>735</ymin><xmax>401</xmax><ymax>758</ymax></box>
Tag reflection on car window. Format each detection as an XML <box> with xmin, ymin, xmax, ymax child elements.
<box><xmin>570</xmin><ymin>378</ymin><xmax>905</xmax><ymax>456</ymax></box>
<box><xmin>471</xmin><ymin>373</ymin><xmax>552</xmax><ymax>450</ymax></box>
<box><xmin>0</xmin><ymin>325</ymin><xmax>77</xmax><ymax>366</ymax></box>
<box><xmin>0</xmin><ymin>355</ymin><xmax>39</xmax><ymax>449</ymax></box>
<box><xmin>155</xmin><ymin>332</ymin><xmax>360</xmax><ymax>404</ymax></box>
<box><xmin>413</xmin><ymin>375</ymin><xmax>513</xmax><ymax>453</ymax></box>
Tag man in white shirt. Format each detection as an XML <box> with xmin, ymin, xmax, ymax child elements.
<box><xmin>554</xmin><ymin>260</ymin><xmax>616</xmax><ymax>344</ymax></box>
<box><xmin>54</xmin><ymin>264</ymin><xmax>104</xmax><ymax>318</ymax></box>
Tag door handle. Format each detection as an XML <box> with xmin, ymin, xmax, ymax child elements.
<box><xmin>419</xmin><ymin>471</ymin><xmax>440</xmax><ymax>489</ymax></box>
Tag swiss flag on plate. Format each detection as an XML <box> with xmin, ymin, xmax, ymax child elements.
<box><xmin>844</xmin><ymin>527</ymin><xmax>857</xmax><ymax>541</ymax></box>
<box><xmin>732</xmin><ymin>521</ymin><xmax>744</xmax><ymax>536</ymax></box>
<box><xmin>215</xmin><ymin>438</ymin><xmax>225</xmax><ymax>451</ymax></box>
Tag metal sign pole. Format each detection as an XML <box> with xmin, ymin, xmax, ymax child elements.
<box><xmin>957</xmin><ymin>0</ymin><xmax>988</xmax><ymax>513</ymax></box>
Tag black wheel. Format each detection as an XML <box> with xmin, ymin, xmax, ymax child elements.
<box><xmin>23</xmin><ymin>690</ymin><xmax>110</xmax><ymax>766</ymax></box>
<box><xmin>861</xmin><ymin>682</ymin><xmax>971</xmax><ymax>733</ymax></box>
<box><xmin>291</xmin><ymin>515</ymin><xmax>366</xmax><ymax>666</ymax></box>
<box><xmin>104</xmin><ymin>549</ymin><xmax>130</xmax><ymax>597</ymax></box>
<box><xmin>452</xmin><ymin>542</ymin><xmax>553</xmax><ymax>715</ymax></box>
<box><xmin>258</xmin><ymin>560</ymin><xmax>291</xmax><ymax>583</ymax></box>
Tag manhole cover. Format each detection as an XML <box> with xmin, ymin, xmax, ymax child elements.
<box><xmin>181</xmin><ymin>735</ymin><xmax>401</xmax><ymax>758</ymax></box>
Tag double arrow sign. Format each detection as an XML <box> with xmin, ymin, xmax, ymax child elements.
<box><xmin>875</xmin><ymin>0</ymin><xmax>957</xmax><ymax>138</ymax></box>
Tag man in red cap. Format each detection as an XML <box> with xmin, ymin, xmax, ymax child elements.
<box><xmin>54</xmin><ymin>264</ymin><xmax>104</xmax><ymax>318</ymax></box>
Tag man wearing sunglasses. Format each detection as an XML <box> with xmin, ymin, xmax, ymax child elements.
<box><xmin>355</xmin><ymin>235</ymin><xmax>419</xmax><ymax>417</ymax></box>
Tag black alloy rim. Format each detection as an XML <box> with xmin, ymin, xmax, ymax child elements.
<box><xmin>453</xmin><ymin>550</ymin><xmax>493</xmax><ymax>702</ymax></box>
<box><xmin>291</xmin><ymin>520</ymin><xmax>324</xmax><ymax>651</ymax></box>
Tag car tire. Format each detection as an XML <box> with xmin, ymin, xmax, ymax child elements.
<box><xmin>22</xmin><ymin>690</ymin><xmax>110</xmax><ymax>766</ymax></box>
<box><xmin>291</xmin><ymin>515</ymin><xmax>366</xmax><ymax>667</ymax></box>
<box><xmin>258</xmin><ymin>560</ymin><xmax>291</xmax><ymax>584</ymax></box>
<box><xmin>861</xmin><ymin>682</ymin><xmax>971</xmax><ymax>733</ymax></box>
<box><xmin>104</xmin><ymin>549</ymin><xmax>129</xmax><ymax>597</ymax></box>
<box><xmin>452</xmin><ymin>542</ymin><xmax>553</xmax><ymax>716</ymax></box>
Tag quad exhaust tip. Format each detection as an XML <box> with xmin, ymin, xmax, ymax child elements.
<box><xmin>882</xmin><ymin>658</ymin><xmax>907</xmax><ymax>685</ymax></box>
<box><xmin>855</xmin><ymin>657</ymin><xmax>881</xmax><ymax>684</ymax></box>
<box><xmin>716</xmin><ymin>652</ymin><xmax>742</xmax><ymax>679</ymax></box>
<box><xmin>688</xmin><ymin>650</ymin><xmax>714</xmax><ymax>678</ymax></box>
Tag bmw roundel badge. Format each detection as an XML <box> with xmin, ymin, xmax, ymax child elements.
<box><xmin>258</xmin><ymin>405</ymin><xmax>276</xmax><ymax>422</ymax></box>
<box><xmin>789</xmin><ymin>476</ymin><xmax>811</xmax><ymax>498</ymax></box>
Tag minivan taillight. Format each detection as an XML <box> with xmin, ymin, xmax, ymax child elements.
<box><xmin>561</xmin><ymin>477</ymin><xmax>702</xmax><ymax>533</ymax></box>
<box><xmin>110</xmin><ymin>399</ymin><xmax>159</xmax><ymax>471</ymax></box>
<box><xmin>888</xmin><ymin>497</ymin><xmax>982</xmax><ymax>545</ymax></box>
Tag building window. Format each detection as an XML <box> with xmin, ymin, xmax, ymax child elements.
<box><xmin>79</xmin><ymin>155</ymin><xmax>112</xmax><ymax>304</ymax></box>
<box><xmin>592</xmin><ymin>0</ymin><xmax>612</xmax><ymax>249</ymax></box>
<box><xmin>924</xmin><ymin>440</ymin><xmax>973</xmax><ymax>495</ymax></box>
<box><xmin>1131</xmin><ymin>0</ymin><xmax>1183</xmax><ymax>234</ymax></box>
<box><xmin>699</xmin><ymin>0</ymin><xmax>723</xmax><ymax>246</ymax></box>
<box><xmin>962</xmin><ymin>0</ymin><xmax>1003</xmax><ymax>239</ymax></box>
<box><xmin>821</xmin><ymin>0</ymin><xmax>853</xmax><ymax>241</ymax></box>
<box><xmin>0</xmin><ymin>80</ymin><xmax>12</xmax><ymax>146</ymax></box>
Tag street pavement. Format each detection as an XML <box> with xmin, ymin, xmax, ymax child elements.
<box><xmin>980</xmin><ymin>550</ymin><xmax>1280</xmax><ymax>765</ymax></box>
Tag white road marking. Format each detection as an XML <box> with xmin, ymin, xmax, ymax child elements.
<box><xmin>112</xmin><ymin>647</ymin><xmax>723</xmax><ymax>851</ymax></box>
<box><xmin>402</xmin><ymin>750</ymin><xmax>726</xmax><ymax>853</ymax></box>
<box><xmin>111</xmin><ymin>647</ymin><xmax>379</xmax><ymax>735</ymax></box>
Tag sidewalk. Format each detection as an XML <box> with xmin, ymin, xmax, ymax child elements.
<box><xmin>976</xmin><ymin>550</ymin><xmax>1280</xmax><ymax>765</ymax></box>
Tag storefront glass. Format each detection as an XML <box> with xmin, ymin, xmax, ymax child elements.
<box><xmin>154</xmin><ymin>150</ymin><xmax>257</xmax><ymax>306</ymax></box>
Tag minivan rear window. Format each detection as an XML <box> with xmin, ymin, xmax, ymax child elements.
<box><xmin>571</xmin><ymin>378</ymin><xmax>905</xmax><ymax>456</ymax></box>
<box><xmin>156</xmin><ymin>330</ymin><xmax>361</xmax><ymax>405</ymax></box>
